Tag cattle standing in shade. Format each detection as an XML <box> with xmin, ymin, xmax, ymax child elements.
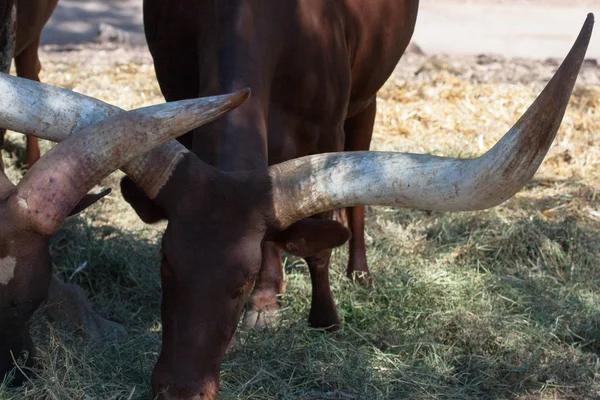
<box><xmin>1</xmin><ymin>13</ymin><xmax>593</xmax><ymax>399</ymax></box>
<box><xmin>0</xmin><ymin>0</ymin><xmax>58</xmax><ymax>167</ymax></box>
<box><xmin>0</xmin><ymin>88</ymin><xmax>248</xmax><ymax>386</ymax></box>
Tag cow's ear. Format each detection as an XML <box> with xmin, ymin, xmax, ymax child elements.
<box><xmin>120</xmin><ymin>176</ymin><xmax>167</xmax><ymax>223</ymax></box>
<box><xmin>269</xmin><ymin>218</ymin><xmax>350</xmax><ymax>257</ymax></box>
<box><xmin>69</xmin><ymin>188</ymin><xmax>111</xmax><ymax>216</ymax></box>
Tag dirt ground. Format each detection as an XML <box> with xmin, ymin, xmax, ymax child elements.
<box><xmin>41</xmin><ymin>0</ymin><xmax>600</xmax><ymax>59</ymax></box>
<box><xmin>414</xmin><ymin>0</ymin><xmax>599</xmax><ymax>58</ymax></box>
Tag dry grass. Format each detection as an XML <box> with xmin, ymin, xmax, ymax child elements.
<box><xmin>1</xmin><ymin>46</ymin><xmax>600</xmax><ymax>399</ymax></box>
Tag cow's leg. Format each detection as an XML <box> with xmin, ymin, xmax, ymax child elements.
<box><xmin>243</xmin><ymin>241</ymin><xmax>285</xmax><ymax>328</ymax></box>
<box><xmin>343</xmin><ymin>99</ymin><xmax>376</xmax><ymax>285</ymax></box>
<box><xmin>305</xmin><ymin>211</ymin><xmax>340</xmax><ymax>330</ymax></box>
<box><xmin>14</xmin><ymin>39</ymin><xmax>41</xmax><ymax>167</ymax></box>
<box><xmin>45</xmin><ymin>274</ymin><xmax>127</xmax><ymax>339</ymax></box>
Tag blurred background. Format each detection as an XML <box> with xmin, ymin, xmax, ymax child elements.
<box><xmin>41</xmin><ymin>0</ymin><xmax>600</xmax><ymax>58</ymax></box>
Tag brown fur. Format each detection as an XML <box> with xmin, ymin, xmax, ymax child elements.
<box><xmin>0</xmin><ymin>168</ymin><xmax>115</xmax><ymax>385</ymax></box>
<box><xmin>122</xmin><ymin>1</ymin><xmax>419</xmax><ymax>398</ymax></box>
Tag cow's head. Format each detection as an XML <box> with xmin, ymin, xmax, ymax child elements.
<box><xmin>119</xmin><ymin>155</ymin><xmax>352</xmax><ymax>399</ymax></box>
<box><xmin>0</xmin><ymin>176</ymin><xmax>116</xmax><ymax>385</ymax></box>
<box><xmin>0</xmin><ymin>81</ymin><xmax>248</xmax><ymax>385</ymax></box>
<box><xmin>3</xmin><ymin>14</ymin><xmax>593</xmax><ymax>400</ymax></box>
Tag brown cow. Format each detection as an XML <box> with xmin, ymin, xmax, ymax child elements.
<box><xmin>135</xmin><ymin>0</ymin><xmax>423</xmax><ymax>333</ymax></box>
<box><xmin>0</xmin><ymin>0</ymin><xmax>57</xmax><ymax>167</ymax></box>
<box><xmin>0</xmin><ymin>73</ymin><xmax>248</xmax><ymax>386</ymax></box>
<box><xmin>0</xmin><ymin>0</ymin><xmax>119</xmax><ymax>343</ymax></box>
<box><xmin>3</xmin><ymin>12</ymin><xmax>593</xmax><ymax>400</ymax></box>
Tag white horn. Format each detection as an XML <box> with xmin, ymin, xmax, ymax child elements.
<box><xmin>269</xmin><ymin>14</ymin><xmax>593</xmax><ymax>228</ymax></box>
<box><xmin>11</xmin><ymin>91</ymin><xmax>249</xmax><ymax>234</ymax></box>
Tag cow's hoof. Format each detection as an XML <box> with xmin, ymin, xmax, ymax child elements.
<box><xmin>308</xmin><ymin>306</ymin><xmax>341</xmax><ymax>332</ymax></box>
<box><xmin>308</xmin><ymin>316</ymin><xmax>341</xmax><ymax>332</ymax></box>
<box><xmin>346</xmin><ymin>270</ymin><xmax>373</xmax><ymax>287</ymax></box>
<box><xmin>243</xmin><ymin>306</ymin><xmax>280</xmax><ymax>328</ymax></box>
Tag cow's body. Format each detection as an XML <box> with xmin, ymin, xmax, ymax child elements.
<box><xmin>146</xmin><ymin>1</ymin><xmax>415</xmax><ymax>165</ymax></box>
<box><xmin>135</xmin><ymin>0</ymin><xmax>419</xmax><ymax>398</ymax></box>
<box><xmin>142</xmin><ymin>0</ymin><xmax>419</xmax><ymax>331</ymax></box>
<box><xmin>0</xmin><ymin>0</ymin><xmax>58</xmax><ymax>167</ymax></box>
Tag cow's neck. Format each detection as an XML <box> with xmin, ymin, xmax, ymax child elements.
<box><xmin>191</xmin><ymin>1</ymin><xmax>276</xmax><ymax>173</ymax></box>
<box><xmin>193</xmin><ymin>90</ymin><xmax>269</xmax><ymax>173</ymax></box>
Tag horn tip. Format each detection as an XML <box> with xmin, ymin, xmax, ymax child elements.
<box><xmin>554</xmin><ymin>13</ymin><xmax>594</xmax><ymax>81</ymax></box>
<box><xmin>233</xmin><ymin>87</ymin><xmax>251</xmax><ymax>106</ymax></box>
<box><xmin>580</xmin><ymin>13</ymin><xmax>594</xmax><ymax>40</ymax></box>
<box><xmin>218</xmin><ymin>88</ymin><xmax>250</xmax><ymax>111</ymax></box>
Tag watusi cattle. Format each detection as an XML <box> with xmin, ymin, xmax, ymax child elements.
<box><xmin>0</xmin><ymin>0</ymin><xmax>139</xmax><ymax>342</ymax></box>
<box><xmin>0</xmin><ymin>12</ymin><xmax>593</xmax><ymax>399</ymax></box>
<box><xmin>137</xmin><ymin>2</ymin><xmax>423</xmax><ymax>324</ymax></box>
<box><xmin>0</xmin><ymin>80</ymin><xmax>248</xmax><ymax>386</ymax></box>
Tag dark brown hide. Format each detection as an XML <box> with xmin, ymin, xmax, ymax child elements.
<box><xmin>0</xmin><ymin>0</ymin><xmax>58</xmax><ymax>167</ymax></box>
<box><xmin>0</xmin><ymin>200</ymin><xmax>50</xmax><ymax>386</ymax></box>
<box><xmin>0</xmin><ymin>183</ymin><xmax>110</xmax><ymax>386</ymax></box>
<box><xmin>0</xmin><ymin>167</ymin><xmax>106</xmax><ymax>386</ymax></box>
<box><xmin>129</xmin><ymin>1</ymin><xmax>419</xmax><ymax>398</ymax></box>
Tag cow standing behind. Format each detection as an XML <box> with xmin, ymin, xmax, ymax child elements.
<box><xmin>126</xmin><ymin>0</ymin><xmax>420</xmax><ymax>333</ymax></box>
<box><xmin>0</xmin><ymin>0</ymin><xmax>57</xmax><ymax>168</ymax></box>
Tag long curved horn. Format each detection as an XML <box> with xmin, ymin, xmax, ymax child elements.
<box><xmin>0</xmin><ymin>72</ymin><xmax>120</xmax><ymax>140</ymax></box>
<box><xmin>269</xmin><ymin>14</ymin><xmax>593</xmax><ymax>229</ymax></box>
<box><xmin>11</xmin><ymin>91</ymin><xmax>249</xmax><ymax>234</ymax></box>
<box><xmin>0</xmin><ymin>73</ymin><xmax>217</xmax><ymax>199</ymax></box>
